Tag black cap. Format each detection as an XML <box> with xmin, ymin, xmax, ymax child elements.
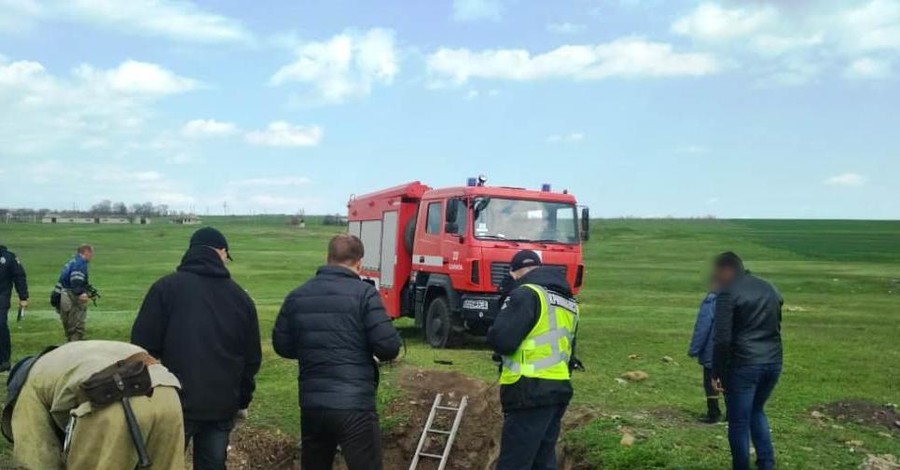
<box><xmin>510</xmin><ymin>250</ymin><xmax>542</xmax><ymax>272</ymax></box>
<box><xmin>190</xmin><ymin>227</ymin><xmax>232</xmax><ymax>260</ymax></box>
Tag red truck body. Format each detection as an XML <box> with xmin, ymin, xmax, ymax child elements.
<box><xmin>348</xmin><ymin>179</ymin><xmax>588</xmax><ymax>347</ymax></box>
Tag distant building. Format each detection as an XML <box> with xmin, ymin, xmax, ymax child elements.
<box><xmin>41</xmin><ymin>214</ymin><xmax>152</xmax><ymax>224</ymax></box>
<box><xmin>171</xmin><ymin>215</ymin><xmax>201</xmax><ymax>225</ymax></box>
<box><xmin>323</xmin><ymin>214</ymin><xmax>349</xmax><ymax>226</ymax></box>
<box><xmin>42</xmin><ymin>214</ymin><xmax>96</xmax><ymax>224</ymax></box>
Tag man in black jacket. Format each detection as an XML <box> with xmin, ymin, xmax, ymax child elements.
<box><xmin>131</xmin><ymin>227</ymin><xmax>262</xmax><ymax>470</ymax></box>
<box><xmin>0</xmin><ymin>244</ymin><xmax>28</xmax><ymax>371</ymax></box>
<box><xmin>487</xmin><ymin>250</ymin><xmax>579</xmax><ymax>470</ymax></box>
<box><xmin>273</xmin><ymin>233</ymin><xmax>401</xmax><ymax>470</ymax></box>
<box><xmin>711</xmin><ymin>252</ymin><xmax>783</xmax><ymax>470</ymax></box>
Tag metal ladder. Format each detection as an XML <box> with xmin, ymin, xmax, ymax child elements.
<box><xmin>409</xmin><ymin>393</ymin><xmax>469</xmax><ymax>470</ymax></box>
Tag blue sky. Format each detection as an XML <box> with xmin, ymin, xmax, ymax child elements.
<box><xmin>1</xmin><ymin>0</ymin><xmax>897</xmax><ymax>218</ymax></box>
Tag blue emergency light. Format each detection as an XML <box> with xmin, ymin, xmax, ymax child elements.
<box><xmin>467</xmin><ymin>177</ymin><xmax>478</xmax><ymax>187</ymax></box>
<box><xmin>542</xmin><ymin>184</ymin><xmax>552</xmax><ymax>192</ymax></box>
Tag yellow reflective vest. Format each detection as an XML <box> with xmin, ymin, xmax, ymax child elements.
<box><xmin>500</xmin><ymin>284</ymin><xmax>579</xmax><ymax>384</ymax></box>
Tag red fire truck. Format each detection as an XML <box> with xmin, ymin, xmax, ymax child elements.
<box><xmin>348</xmin><ymin>177</ymin><xmax>589</xmax><ymax>348</ymax></box>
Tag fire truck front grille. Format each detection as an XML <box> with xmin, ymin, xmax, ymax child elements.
<box><xmin>490</xmin><ymin>262</ymin><xmax>567</xmax><ymax>286</ymax></box>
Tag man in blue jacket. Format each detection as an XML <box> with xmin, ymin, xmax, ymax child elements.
<box><xmin>0</xmin><ymin>244</ymin><xmax>29</xmax><ymax>371</ymax></box>
<box><xmin>272</xmin><ymin>234</ymin><xmax>401</xmax><ymax>470</ymax></box>
<box><xmin>688</xmin><ymin>286</ymin><xmax>720</xmax><ymax>423</ymax></box>
<box><xmin>51</xmin><ymin>244</ymin><xmax>93</xmax><ymax>341</ymax></box>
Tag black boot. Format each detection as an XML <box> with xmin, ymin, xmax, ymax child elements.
<box><xmin>0</xmin><ymin>362</ymin><xmax>10</xmax><ymax>373</ymax></box>
<box><xmin>699</xmin><ymin>398</ymin><xmax>722</xmax><ymax>424</ymax></box>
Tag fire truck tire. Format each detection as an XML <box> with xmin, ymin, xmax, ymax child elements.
<box><xmin>425</xmin><ymin>296</ymin><xmax>455</xmax><ymax>348</ymax></box>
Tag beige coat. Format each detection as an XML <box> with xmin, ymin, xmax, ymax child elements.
<box><xmin>11</xmin><ymin>340</ymin><xmax>184</xmax><ymax>469</ymax></box>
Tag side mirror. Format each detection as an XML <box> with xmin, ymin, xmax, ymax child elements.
<box><xmin>580</xmin><ymin>207</ymin><xmax>590</xmax><ymax>242</ymax></box>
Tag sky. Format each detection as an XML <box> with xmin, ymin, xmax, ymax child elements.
<box><xmin>0</xmin><ymin>0</ymin><xmax>898</xmax><ymax>219</ymax></box>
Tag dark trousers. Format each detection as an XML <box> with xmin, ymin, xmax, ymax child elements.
<box><xmin>301</xmin><ymin>409</ymin><xmax>382</xmax><ymax>470</ymax></box>
<box><xmin>724</xmin><ymin>363</ymin><xmax>782</xmax><ymax>470</ymax></box>
<box><xmin>185</xmin><ymin>418</ymin><xmax>235</xmax><ymax>470</ymax></box>
<box><xmin>497</xmin><ymin>405</ymin><xmax>567</xmax><ymax>470</ymax></box>
<box><xmin>703</xmin><ymin>367</ymin><xmax>719</xmax><ymax>399</ymax></box>
<box><xmin>0</xmin><ymin>307</ymin><xmax>9</xmax><ymax>364</ymax></box>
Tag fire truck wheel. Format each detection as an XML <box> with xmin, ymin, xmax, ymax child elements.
<box><xmin>425</xmin><ymin>296</ymin><xmax>454</xmax><ymax>348</ymax></box>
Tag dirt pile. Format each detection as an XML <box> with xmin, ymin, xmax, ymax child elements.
<box><xmin>222</xmin><ymin>367</ymin><xmax>598</xmax><ymax>469</ymax></box>
<box><xmin>816</xmin><ymin>400</ymin><xmax>900</xmax><ymax>434</ymax></box>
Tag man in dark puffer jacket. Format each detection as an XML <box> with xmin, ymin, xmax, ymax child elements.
<box><xmin>273</xmin><ymin>234</ymin><xmax>401</xmax><ymax>470</ymax></box>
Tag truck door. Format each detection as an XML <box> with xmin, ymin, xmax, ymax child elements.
<box><xmin>413</xmin><ymin>200</ymin><xmax>444</xmax><ymax>272</ymax></box>
<box><xmin>443</xmin><ymin>197</ymin><xmax>468</xmax><ymax>280</ymax></box>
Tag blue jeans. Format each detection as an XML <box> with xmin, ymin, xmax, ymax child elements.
<box><xmin>185</xmin><ymin>418</ymin><xmax>235</xmax><ymax>470</ymax></box>
<box><xmin>724</xmin><ymin>363</ymin><xmax>782</xmax><ymax>470</ymax></box>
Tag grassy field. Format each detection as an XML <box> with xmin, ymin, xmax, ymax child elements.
<box><xmin>1</xmin><ymin>218</ymin><xmax>898</xmax><ymax>468</ymax></box>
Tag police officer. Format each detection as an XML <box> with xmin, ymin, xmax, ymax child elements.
<box><xmin>487</xmin><ymin>250</ymin><xmax>579</xmax><ymax>470</ymax></box>
<box><xmin>51</xmin><ymin>244</ymin><xmax>94</xmax><ymax>341</ymax></box>
<box><xmin>0</xmin><ymin>244</ymin><xmax>29</xmax><ymax>371</ymax></box>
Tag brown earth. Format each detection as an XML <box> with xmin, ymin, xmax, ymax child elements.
<box><xmin>815</xmin><ymin>400</ymin><xmax>900</xmax><ymax>434</ymax></box>
<box><xmin>222</xmin><ymin>367</ymin><xmax>598</xmax><ymax>469</ymax></box>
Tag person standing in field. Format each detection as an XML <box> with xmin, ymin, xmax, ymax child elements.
<box><xmin>51</xmin><ymin>244</ymin><xmax>94</xmax><ymax>342</ymax></box>
<box><xmin>487</xmin><ymin>250</ymin><xmax>579</xmax><ymax>470</ymax></box>
<box><xmin>688</xmin><ymin>281</ymin><xmax>721</xmax><ymax>423</ymax></box>
<box><xmin>272</xmin><ymin>234</ymin><xmax>401</xmax><ymax>470</ymax></box>
<box><xmin>0</xmin><ymin>243</ymin><xmax>29</xmax><ymax>372</ymax></box>
<box><xmin>711</xmin><ymin>252</ymin><xmax>784</xmax><ymax>470</ymax></box>
<box><xmin>131</xmin><ymin>227</ymin><xmax>262</xmax><ymax>470</ymax></box>
<box><xmin>3</xmin><ymin>340</ymin><xmax>184</xmax><ymax>469</ymax></box>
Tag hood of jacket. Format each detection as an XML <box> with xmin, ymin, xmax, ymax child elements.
<box><xmin>517</xmin><ymin>266</ymin><xmax>573</xmax><ymax>297</ymax></box>
<box><xmin>177</xmin><ymin>245</ymin><xmax>230</xmax><ymax>279</ymax></box>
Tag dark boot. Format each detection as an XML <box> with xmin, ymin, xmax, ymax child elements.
<box><xmin>699</xmin><ymin>398</ymin><xmax>722</xmax><ymax>423</ymax></box>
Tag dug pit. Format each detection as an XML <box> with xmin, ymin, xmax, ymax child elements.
<box><xmin>222</xmin><ymin>367</ymin><xmax>596</xmax><ymax>469</ymax></box>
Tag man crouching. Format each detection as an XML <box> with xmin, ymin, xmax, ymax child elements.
<box><xmin>3</xmin><ymin>340</ymin><xmax>184</xmax><ymax>469</ymax></box>
<box><xmin>487</xmin><ymin>250</ymin><xmax>580</xmax><ymax>470</ymax></box>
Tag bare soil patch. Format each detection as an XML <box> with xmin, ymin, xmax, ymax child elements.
<box><xmin>223</xmin><ymin>367</ymin><xmax>596</xmax><ymax>469</ymax></box>
<box><xmin>814</xmin><ymin>400</ymin><xmax>900</xmax><ymax>434</ymax></box>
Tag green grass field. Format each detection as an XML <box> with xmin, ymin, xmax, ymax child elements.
<box><xmin>1</xmin><ymin>218</ymin><xmax>898</xmax><ymax>468</ymax></box>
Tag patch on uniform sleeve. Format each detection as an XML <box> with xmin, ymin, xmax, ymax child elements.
<box><xmin>0</xmin><ymin>256</ymin><xmax>6</xmax><ymax>265</ymax></box>
<box><xmin>501</xmin><ymin>297</ymin><xmax>511</xmax><ymax>310</ymax></box>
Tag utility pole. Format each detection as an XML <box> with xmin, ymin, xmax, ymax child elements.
<box><xmin>222</xmin><ymin>201</ymin><xmax>228</xmax><ymax>216</ymax></box>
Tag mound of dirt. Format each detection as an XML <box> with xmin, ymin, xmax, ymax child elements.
<box><xmin>222</xmin><ymin>367</ymin><xmax>597</xmax><ymax>469</ymax></box>
<box><xmin>816</xmin><ymin>400</ymin><xmax>900</xmax><ymax>434</ymax></box>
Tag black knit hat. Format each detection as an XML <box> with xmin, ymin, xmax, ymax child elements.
<box><xmin>190</xmin><ymin>227</ymin><xmax>232</xmax><ymax>260</ymax></box>
<box><xmin>510</xmin><ymin>250</ymin><xmax>542</xmax><ymax>272</ymax></box>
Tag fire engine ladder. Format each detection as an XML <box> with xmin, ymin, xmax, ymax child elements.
<box><xmin>409</xmin><ymin>393</ymin><xmax>469</xmax><ymax>470</ymax></box>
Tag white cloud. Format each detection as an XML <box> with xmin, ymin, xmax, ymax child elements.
<box><xmin>427</xmin><ymin>38</ymin><xmax>719</xmax><ymax>86</ymax></box>
<box><xmin>844</xmin><ymin>57</ymin><xmax>893</xmax><ymax>79</ymax></box>
<box><xmin>74</xmin><ymin>60</ymin><xmax>200</xmax><ymax>95</ymax></box>
<box><xmin>2</xmin><ymin>0</ymin><xmax>251</xmax><ymax>43</ymax></box>
<box><xmin>671</xmin><ymin>1</ymin><xmax>900</xmax><ymax>85</ymax></box>
<box><xmin>672</xmin><ymin>3</ymin><xmax>778</xmax><ymax>41</ymax></box>
<box><xmin>182</xmin><ymin>119</ymin><xmax>238</xmax><ymax>138</ymax></box>
<box><xmin>453</xmin><ymin>0</ymin><xmax>503</xmax><ymax>22</ymax></box>
<box><xmin>0</xmin><ymin>57</ymin><xmax>199</xmax><ymax>156</ymax></box>
<box><xmin>840</xmin><ymin>0</ymin><xmax>900</xmax><ymax>52</ymax></box>
<box><xmin>547</xmin><ymin>22</ymin><xmax>586</xmax><ymax>35</ymax></box>
<box><xmin>825</xmin><ymin>173</ymin><xmax>867</xmax><ymax>187</ymax></box>
<box><xmin>244</xmin><ymin>121</ymin><xmax>323</xmax><ymax>148</ymax></box>
<box><xmin>546</xmin><ymin>132</ymin><xmax>585</xmax><ymax>143</ymax></box>
<box><xmin>234</xmin><ymin>176</ymin><xmax>311</xmax><ymax>187</ymax></box>
<box><xmin>270</xmin><ymin>28</ymin><xmax>398</xmax><ymax>105</ymax></box>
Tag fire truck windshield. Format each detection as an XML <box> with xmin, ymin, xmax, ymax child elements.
<box><xmin>472</xmin><ymin>197</ymin><xmax>578</xmax><ymax>244</ymax></box>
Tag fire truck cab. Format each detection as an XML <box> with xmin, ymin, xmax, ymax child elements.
<box><xmin>348</xmin><ymin>177</ymin><xmax>589</xmax><ymax>348</ymax></box>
